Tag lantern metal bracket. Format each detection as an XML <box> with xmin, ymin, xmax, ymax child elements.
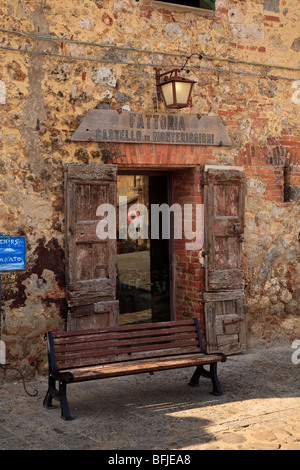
<box><xmin>181</xmin><ymin>53</ymin><xmax>203</xmax><ymax>71</ymax></box>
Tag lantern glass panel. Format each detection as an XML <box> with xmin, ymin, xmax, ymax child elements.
<box><xmin>160</xmin><ymin>82</ymin><xmax>174</xmax><ymax>106</ymax></box>
<box><xmin>175</xmin><ymin>81</ymin><xmax>192</xmax><ymax>105</ymax></box>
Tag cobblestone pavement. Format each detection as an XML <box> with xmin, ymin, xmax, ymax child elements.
<box><xmin>0</xmin><ymin>344</ymin><xmax>300</xmax><ymax>450</ymax></box>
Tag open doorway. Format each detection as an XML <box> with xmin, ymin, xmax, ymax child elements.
<box><xmin>117</xmin><ymin>172</ymin><xmax>172</xmax><ymax>325</ymax></box>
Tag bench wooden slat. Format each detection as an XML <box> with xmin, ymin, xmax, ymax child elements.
<box><xmin>54</xmin><ymin>330</ymin><xmax>197</xmax><ymax>353</ymax></box>
<box><xmin>53</xmin><ymin>322</ymin><xmax>201</xmax><ymax>370</ymax></box>
<box><xmin>55</xmin><ymin>339</ymin><xmax>200</xmax><ymax>369</ymax></box>
<box><xmin>70</xmin><ymin>353</ymin><xmax>224</xmax><ymax>382</ymax></box>
<box><xmin>53</xmin><ymin>325</ymin><xmax>197</xmax><ymax>349</ymax></box>
<box><xmin>56</xmin><ymin>346</ymin><xmax>201</xmax><ymax>370</ymax></box>
<box><xmin>51</xmin><ymin>319</ymin><xmax>195</xmax><ymax>339</ymax></box>
<box><xmin>52</xmin><ymin>325</ymin><xmax>197</xmax><ymax>349</ymax></box>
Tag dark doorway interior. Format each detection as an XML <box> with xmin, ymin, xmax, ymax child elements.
<box><xmin>117</xmin><ymin>173</ymin><xmax>171</xmax><ymax>325</ymax></box>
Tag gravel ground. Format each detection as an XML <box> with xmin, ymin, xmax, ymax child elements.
<box><xmin>0</xmin><ymin>344</ymin><xmax>299</xmax><ymax>451</ymax></box>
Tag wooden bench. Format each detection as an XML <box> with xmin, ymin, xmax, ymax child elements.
<box><xmin>43</xmin><ymin>318</ymin><xmax>226</xmax><ymax>420</ymax></box>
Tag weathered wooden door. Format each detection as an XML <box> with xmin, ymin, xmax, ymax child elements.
<box><xmin>65</xmin><ymin>163</ymin><xmax>119</xmax><ymax>330</ymax></box>
<box><xmin>203</xmin><ymin>167</ymin><xmax>246</xmax><ymax>355</ymax></box>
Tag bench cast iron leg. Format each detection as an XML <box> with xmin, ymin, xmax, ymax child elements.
<box><xmin>189</xmin><ymin>363</ymin><xmax>223</xmax><ymax>396</ymax></box>
<box><xmin>59</xmin><ymin>380</ymin><xmax>74</xmax><ymax>421</ymax></box>
<box><xmin>43</xmin><ymin>375</ymin><xmax>74</xmax><ymax>420</ymax></box>
<box><xmin>189</xmin><ymin>365</ymin><xmax>210</xmax><ymax>386</ymax></box>
<box><xmin>43</xmin><ymin>375</ymin><xmax>56</xmax><ymax>409</ymax></box>
<box><xmin>210</xmin><ymin>363</ymin><xmax>223</xmax><ymax>396</ymax></box>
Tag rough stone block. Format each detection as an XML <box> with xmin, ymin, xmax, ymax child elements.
<box><xmin>264</xmin><ymin>0</ymin><xmax>279</xmax><ymax>13</ymax></box>
<box><xmin>292</xmin><ymin>38</ymin><xmax>300</xmax><ymax>51</ymax></box>
<box><xmin>91</xmin><ymin>67</ymin><xmax>117</xmax><ymax>87</ymax></box>
<box><xmin>231</xmin><ymin>24</ymin><xmax>265</xmax><ymax>42</ymax></box>
<box><xmin>163</xmin><ymin>23</ymin><xmax>183</xmax><ymax>40</ymax></box>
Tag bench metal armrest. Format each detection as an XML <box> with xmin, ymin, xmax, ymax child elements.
<box><xmin>44</xmin><ymin>332</ymin><xmax>74</xmax><ymax>383</ymax></box>
<box><xmin>55</xmin><ymin>371</ymin><xmax>74</xmax><ymax>383</ymax></box>
<box><xmin>193</xmin><ymin>318</ymin><xmax>226</xmax><ymax>362</ymax></box>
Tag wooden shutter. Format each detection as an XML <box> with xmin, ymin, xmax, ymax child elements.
<box><xmin>204</xmin><ymin>168</ymin><xmax>245</xmax><ymax>292</ymax></box>
<box><xmin>65</xmin><ymin>163</ymin><xmax>119</xmax><ymax>330</ymax></box>
<box><xmin>204</xmin><ymin>167</ymin><xmax>246</xmax><ymax>355</ymax></box>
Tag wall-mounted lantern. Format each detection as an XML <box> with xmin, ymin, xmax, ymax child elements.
<box><xmin>154</xmin><ymin>67</ymin><xmax>197</xmax><ymax>109</ymax></box>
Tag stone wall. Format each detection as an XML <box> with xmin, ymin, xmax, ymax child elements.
<box><xmin>0</xmin><ymin>0</ymin><xmax>299</xmax><ymax>376</ymax></box>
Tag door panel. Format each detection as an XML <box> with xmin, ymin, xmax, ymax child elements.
<box><xmin>65</xmin><ymin>163</ymin><xmax>119</xmax><ymax>329</ymax></box>
<box><xmin>204</xmin><ymin>167</ymin><xmax>246</xmax><ymax>354</ymax></box>
<box><xmin>204</xmin><ymin>168</ymin><xmax>246</xmax><ymax>292</ymax></box>
<box><xmin>67</xmin><ymin>300</ymin><xmax>119</xmax><ymax>330</ymax></box>
<box><xmin>204</xmin><ymin>291</ymin><xmax>246</xmax><ymax>355</ymax></box>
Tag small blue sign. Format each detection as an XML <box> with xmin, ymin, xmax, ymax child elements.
<box><xmin>0</xmin><ymin>237</ymin><xmax>26</xmax><ymax>272</ymax></box>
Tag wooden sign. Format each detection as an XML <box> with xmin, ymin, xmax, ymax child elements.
<box><xmin>71</xmin><ymin>109</ymin><xmax>231</xmax><ymax>146</ymax></box>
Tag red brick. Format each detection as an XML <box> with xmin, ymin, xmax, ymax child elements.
<box><xmin>264</xmin><ymin>15</ymin><xmax>281</xmax><ymax>22</ymax></box>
